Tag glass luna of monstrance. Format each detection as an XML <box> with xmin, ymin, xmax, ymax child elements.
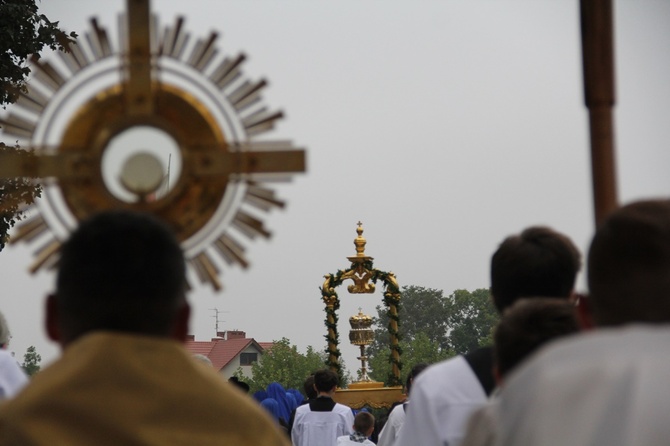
<box><xmin>349</xmin><ymin>309</ymin><xmax>374</xmax><ymax>382</ymax></box>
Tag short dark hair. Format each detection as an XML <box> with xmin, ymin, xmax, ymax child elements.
<box><xmin>303</xmin><ymin>374</ymin><xmax>317</xmax><ymax>399</ymax></box>
<box><xmin>353</xmin><ymin>411</ymin><xmax>375</xmax><ymax>434</ymax></box>
<box><xmin>56</xmin><ymin>210</ymin><xmax>187</xmax><ymax>340</ymax></box>
<box><xmin>405</xmin><ymin>363</ymin><xmax>428</xmax><ymax>395</ymax></box>
<box><xmin>494</xmin><ymin>298</ymin><xmax>579</xmax><ymax>377</ymax></box>
<box><xmin>490</xmin><ymin>226</ymin><xmax>581</xmax><ymax>313</ymax></box>
<box><xmin>229</xmin><ymin>376</ymin><xmax>250</xmax><ymax>393</ymax></box>
<box><xmin>313</xmin><ymin>369</ymin><xmax>339</xmax><ymax>393</ymax></box>
<box><xmin>588</xmin><ymin>199</ymin><xmax>670</xmax><ymax>326</ymax></box>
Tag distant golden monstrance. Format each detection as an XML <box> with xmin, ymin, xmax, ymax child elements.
<box><xmin>321</xmin><ymin>223</ymin><xmax>404</xmax><ymax>409</ymax></box>
<box><xmin>0</xmin><ymin>0</ymin><xmax>305</xmax><ymax>291</ymax></box>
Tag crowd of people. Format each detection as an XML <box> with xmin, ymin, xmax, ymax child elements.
<box><xmin>1</xmin><ymin>198</ymin><xmax>670</xmax><ymax>445</ymax></box>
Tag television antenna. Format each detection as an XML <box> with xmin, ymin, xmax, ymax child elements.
<box><xmin>209</xmin><ymin>307</ymin><xmax>229</xmax><ymax>335</ymax></box>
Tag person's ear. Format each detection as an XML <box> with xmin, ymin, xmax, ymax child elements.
<box><xmin>45</xmin><ymin>294</ymin><xmax>61</xmax><ymax>343</ymax></box>
<box><xmin>574</xmin><ymin>293</ymin><xmax>595</xmax><ymax>331</ymax></box>
<box><xmin>171</xmin><ymin>302</ymin><xmax>191</xmax><ymax>342</ymax></box>
<box><xmin>493</xmin><ymin>363</ymin><xmax>503</xmax><ymax>387</ymax></box>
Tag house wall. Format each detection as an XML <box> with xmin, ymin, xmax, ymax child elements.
<box><xmin>219</xmin><ymin>344</ymin><xmax>262</xmax><ymax>379</ymax></box>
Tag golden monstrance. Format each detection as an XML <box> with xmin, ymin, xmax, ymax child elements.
<box><xmin>0</xmin><ymin>0</ymin><xmax>306</xmax><ymax>291</ymax></box>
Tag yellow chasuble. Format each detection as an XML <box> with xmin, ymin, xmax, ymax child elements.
<box><xmin>0</xmin><ymin>332</ymin><xmax>290</xmax><ymax>446</ymax></box>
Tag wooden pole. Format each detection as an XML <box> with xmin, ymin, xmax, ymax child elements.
<box><xmin>580</xmin><ymin>0</ymin><xmax>618</xmax><ymax>226</ymax></box>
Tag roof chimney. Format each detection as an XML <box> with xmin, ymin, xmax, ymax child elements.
<box><xmin>225</xmin><ymin>330</ymin><xmax>246</xmax><ymax>340</ymax></box>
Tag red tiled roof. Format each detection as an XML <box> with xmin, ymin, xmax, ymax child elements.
<box><xmin>184</xmin><ymin>340</ymin><xmax>215</xmax><ymax>356</ymax></box>
<box><xmin>183</xmin><ymin>337</ymin><xmax>267</xmax><ymax>371</ymax></box>
<box><xmin>258</xmin><ymin>342</ymin><xmax>274</xmax><ymax>351</ymax></box>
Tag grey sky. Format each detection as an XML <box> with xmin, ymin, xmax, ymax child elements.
<box><xmin>2</xmin><ymin>0</ymin><xmax>670</xmax><ymax>373</ymax></box>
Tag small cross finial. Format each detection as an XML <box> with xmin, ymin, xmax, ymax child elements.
<box><xmin>358</xmin><ymin>307</ymin><xmax>363</xmax><ymax>314</ymax></box>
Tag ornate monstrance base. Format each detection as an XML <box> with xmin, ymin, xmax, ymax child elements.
<box><xmin>334</xmin><ymin>384</ymin><xmax>404</xmax><ymax>410</ymax></box>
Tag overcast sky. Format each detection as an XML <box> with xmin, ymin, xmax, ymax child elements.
<box><xmin>3</xmin><ymin>0</ymin><xmax>670</xmax><ymax>373</ymax></box>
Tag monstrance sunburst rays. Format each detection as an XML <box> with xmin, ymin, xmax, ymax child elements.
<box><xmin>0</xmin><ymin>0</ymin><xmax>305</xmax><ymax>291</ymax></box>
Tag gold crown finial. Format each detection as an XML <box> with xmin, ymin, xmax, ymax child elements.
<box><xmin>354</xmin><ymin>221</ymin><xmax>366</xmax><ymax>257</ymax></box>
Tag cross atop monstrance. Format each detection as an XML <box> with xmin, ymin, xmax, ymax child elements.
<box><xmin>0</xmin><ymin>0</ymin><xmax>305</xmax><ymax>291</ymax></box>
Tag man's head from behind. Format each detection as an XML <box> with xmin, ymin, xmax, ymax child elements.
<box><xmin>494</xmin><ymin>298</ymin><xmax>580</xmax><ymax>380</ymax></box>
<box><xmin>353</xmin><ymin>411</ymin><xmax>375</xmax><ymax>437</ymax></box>
<box><xmin>588</xmin><ymin>199</ymin><xmax>670</xmax><ymax>326</ymax></box>
<box><xmin>47</xmin><ymin>210</ymin><xmax>189</xmax><ymax>346</ymax></box>
<box><xmin>490</xmin><ymin>226</ymin><xmax>581</xmax><ymax>313</ymax></box>
<box><xmin>313</xmin><ymin>369</ymin><xmax>339</xmax><ymax>395</ymax></box>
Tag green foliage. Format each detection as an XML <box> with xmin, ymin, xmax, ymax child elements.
<box><xmin>234</xmin><ymin>338</ymin><xmax>336</xmax><ymax>394</ymax></box>
<box><xmin>0</xmin><ymin>142</ymin><xmax>41</xmax><ymax>250</ymax></box>
<box><xmin>0</xmin><ymin>0</ymin><xmax>77</xmax><ymax>105</ymax></box>
<box><xmin>368</xmin><ymin>332</ymin><xmax>454</xmax><ymax>386</ymax></box>
<box><xmin>368</xmin><ymin>286</ymin><xmax>450</xmax><ymax>357</ymax></box>
<box><xmin>448</xmin><ymin>288</ymin><xmax>499</xmax><ymax>354</ymax></box>
<box><xmin>0</xmin><ymin>1</ymin><xmax>76</xmax><ymax>251</ymax></box>
<box><xmin>21</xmin><ymin>345</ymin><xmax>40</xmax><ymax>376</ymax></box>
<box><xmin>368</xmin><ymin>286</ymin><xmax>499</xmax><ymax>386</ymax></box>
<box><xmin>320</xmin><ymin>272</ymin><xmax>343</xmax><ymax>381</ymax></box>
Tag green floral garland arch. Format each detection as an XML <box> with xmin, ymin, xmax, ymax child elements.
<box><xmin>320</xmin><ymin>264</ymin><xmax>402</xmax><ymax>387</ymax></box>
